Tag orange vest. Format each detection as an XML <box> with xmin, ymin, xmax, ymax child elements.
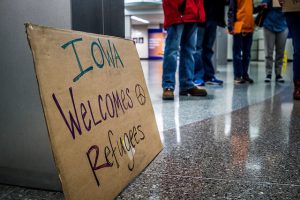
<box><xmin>236</xmin><ymin>0</ymin><xmax>255</xmax><ymax>32</ymax></box>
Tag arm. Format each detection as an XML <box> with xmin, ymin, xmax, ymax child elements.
<box><xmin>227</xmin><ymin>0</ymin><xmax>236</xmax><ymax>34</ymax></box>
<box><xmin>163</xmin><ymin>0</ymin><xmax>185</xmax><ymax>14</ymax></box>
<box><xmin>254</xmin><ymin>1</ymin><xmax>268</xmax><ymax>14</ymax></box>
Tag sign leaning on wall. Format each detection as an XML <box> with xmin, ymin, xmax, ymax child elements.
<box><xmin>25</xmin><ymin>23</ymin><xmax>163</xmax><ymax>200</ymax></box>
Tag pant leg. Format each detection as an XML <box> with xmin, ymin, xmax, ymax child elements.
<box><xmin>202</xmin><ymin>21</ymin><xmax>217</xmax><ymax>79</ymax></box>
<box><xmin>193</xmin><ymin>25</ymin><xmax>205</xmax><ymax>81</ymax></box>
<box><xmin>274</xmin><ymin>28</ymin><xmax>288</xmax><ymax>76</ymax></box>
<box><xmin>264</xmin><ymin>28</ymin><xmax>276</xmax><ymax>76</ymax></box>
<box><xmin>286</xmin><ymin>12</ymin><xmax>300</xmax><ymax>80</ymax></box>
<box><xmin>241</xmin><ymin>32</ymin><xmax>253</xmax><ymax>78</ymax></box>
<box><xmin>162</xmin><ymin>24</ymin><xmax>184</xmax><ymax>89</ymax></box>
<box><xmin>179</xmin><ymin>23</ymin><xmax>198</xmax><ymax>91</ymax></box>
<box><xmin>233</xmin><ymin>34</ymin><xmax>243</xmax><ymax>78</ymax></box>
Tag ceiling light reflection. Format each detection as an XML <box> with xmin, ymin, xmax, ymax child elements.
<box><xmin>249</xmin><ymin>125</ymin><xmax>259</xmax><ymax>141</ymax></box>
<box><xmin>131</xmin><ymin>16</ymin><xmax>150</xmax><ymax>24</ymax></box>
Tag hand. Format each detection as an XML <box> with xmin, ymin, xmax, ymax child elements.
<box><xmin>229</xmin><ymin>29</ymin><xmax>235</xmax><ymax>35</ymax></box>
<box><xmin>260</xmin><ymin>3</ymin><xmax>268</xmax><ymax>9</ymax></box>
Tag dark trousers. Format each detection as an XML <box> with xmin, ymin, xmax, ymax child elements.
<box><xmin>194</xmin><ymin>21</ymin><xmax>217</xmax><ymax>81</ymax></box>
<box><xmin>232</xmin><ymin>32</ymin><xmax>253</xmax><ymax>79</ymax></box>
<box><xmin>285</xmin><ymin>12</ymin><xmax>300</xmax><ymax>80</ymax></box>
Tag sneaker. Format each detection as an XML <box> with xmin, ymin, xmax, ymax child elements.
<box><xmin>179</xmin><ymin>86</ymin><xmax>207</xmax><ymax>96</ymax></box>
<box><xmin>206</xmin><ymin>76</ymin><xmax>223</xmax><ymax>85</ymax></box>
<box><xmin>294</xmin><ymin>80</ymin><xmax>300</xmax><ymax>100</ymax></box>
<box><xmin>276</xmin><ymin>75</ymin><xmax>285</xmax><ymax>83</ymax></box>
<box><xmin>265</xmin><ymin>74</ymin><xmax>272</xmax><ymax>83</ymax></box>
<box><xmin>234</xmin><ymin>77</ymin><xmax>245</xmax><ymax>84</ymax></box>
<box><xmin>243</xmin><ymin>76</ymin><xmax>254</xmax><ymax>84</ymax></box>
<box><xmin>162</xmin><ymin>88</ymin><xmax>174</xmax><ymax>100</ymax></box>
<box><xmin>194</xmin><ymin>79</ymin><xmax>205</xmax><ymax>86</ymax></box>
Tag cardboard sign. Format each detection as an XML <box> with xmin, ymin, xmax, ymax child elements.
<box><xmin>283</xmin><ymin>0</ymin><xmax>300</xmax><ymax>12</ymax></box>
<box><xmin>25</xmin><ymin>23</ymin><xmax>163</xmax><ymax>200</ymax></box>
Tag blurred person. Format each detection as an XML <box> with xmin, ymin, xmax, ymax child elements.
<box><xmin>227</xmin><ymin>0</ymin><xmax>266</xmax><ymax>84</ymax></box>
<box><xmin>193</xmin><ymin>0</ymin><xmax>228</xmax><ymax>86</ymax></box>
<box><xmin>280</xmin><ymin>0</ymin><xmax>300</xmax><ymax>100</ymax></box>
<box><xmin>162</xmin><ymin>0</ymin><xmax>207</xmax><ymax>100</ymax></box>
<box><xmin>262</xmin><ymin>0</ymin><xmax>288</xmax><ymax>83</ymax></box>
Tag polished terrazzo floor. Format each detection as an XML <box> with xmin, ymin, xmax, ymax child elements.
<box><xmin>1</xmin><ymin>61</ymin><xmax>300</xmax><ymax>199</ymax></box>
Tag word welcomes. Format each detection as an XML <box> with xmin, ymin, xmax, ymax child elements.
<box><xmin>52</xmin><ymin>87</ymin><xmax>134</xmax><ymax>140</ymax></box>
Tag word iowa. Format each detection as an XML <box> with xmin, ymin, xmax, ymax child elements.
<box><xmin>61</xmin><ymin>37</ymin><xmax>124</xmax><ymax>82</ymax></box>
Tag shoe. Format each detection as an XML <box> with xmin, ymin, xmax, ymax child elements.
<box><xmin>162</xmin><ymin>88</ymin><xmax>174</xmax><ymax>100</ymax></box>
<box><xmin>243</xmin><ymin>76</ymin><xmax>254</xmax><ymax>84</ymax></box>
<box><xmin>179</xmin><ymin>86</ymin><xmax>207</xmax><ymax>96</ymax></box>
<box><xmin>194</xmin><ymin>79</ymin><xmax>205</xmax><ymax>86</ymax></box>
<box><xmin>265</xmin><ymin>74</ymin><xmax>272</xmax><ymax>83</ymax></box>
<box><xmin>276</xmin><ymin>75</ymin><xmax>285</xmax><ymax>83</ymax></box>
<box><xmin>234</xmin><ymin>77</ymin><xmax>245</xmax><ymax>84</ymax></box>
<box><xmin>294</xmin><ymin>80</ymin><xmax>300</xmax><ymax>100</ymax></box>
<box><xmin>206</xmin><ymin>76</ymin><xmax>223</xmax><ymax>85</ymax></box>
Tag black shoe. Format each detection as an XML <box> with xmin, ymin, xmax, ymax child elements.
<box><xmin>243</xmin><ymin>76</ymin><xmax>254</xmax><ymax>84</ymax></box>
<box><xmin>179</xmin><ymin>86</ymin><xmax>207</xmax><ymax>96</ymax></box>
<box><xmin>265</xmin><ymin>74</ymin><xmax>272</xmax><ymax>83</ymax></box>
<box><xmin>234</xmin><ymin>77</ymin><xmax>245</xmax><ymax>84</ymax></box>
<box><xmin>276</xmin><ymin>75</ymin><xmax>285</xmax><ymax>83</ymax></box>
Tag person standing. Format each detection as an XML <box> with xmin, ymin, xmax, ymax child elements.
<box><xmin>279</xmin><ymin>0</ymin><xmax>300</xmax><ymax>100</ymax></box>
<box><xmin>227</xmin><ymin>0</ymin><xmax>265</xmax><ymax>84</ymax></box>
<box><xmin>262</xmin><ymin>0</ymin><xmax>288</xmax><ymax>83</ymax></box>
<box><xmin>193</xmin><ymin>0</ymin><xmax>227</xmax><ymax>86</ymax></box>
<box><xmin>162</xmin><ymin>0</ymin><xmax>207</xmax><ymax>100</ymax></box>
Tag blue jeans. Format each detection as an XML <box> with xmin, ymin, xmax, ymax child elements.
<box><xmin>162</xmin><ymin>23</ymin><xmax>198</xmax><ymax>91</ymax></box>
<box><xmin>285</xmin><ymin>12</ymin><xmax>300</xmax><ymax>80</ymax></box>
<box><xmin>194</xmin><ymin>21</ymin><xmax>217</xmax><ymax>81</ymax></box>
<box><xmin>232</xmin><ymin>33</ymin><xmax>253</xmax><ymax>78</ymax></box>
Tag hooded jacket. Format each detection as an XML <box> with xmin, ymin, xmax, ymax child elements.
<box><xmin>227</xmin><ymin>0</ymin><xmax>261</xmax><ymax>33</ymax></box>
<box><xmin>262</xmin><ymin>0</ymin><xmax>287</xmax><ymax>33</ymax></box>
<box><xmin>162</xmin><ymin>0</ymin><xmax>206</xmax><ymax>29</ymax></box>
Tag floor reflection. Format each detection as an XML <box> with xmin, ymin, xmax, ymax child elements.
<box><xmin>142</xmin><ymin>60</ymin><xmax>293</xmax><ymax>133</ymax></box>
<box><xmin>118</xmin><ymin>60</ymin><xmax>300</xmax><ymax>199</ymax></box>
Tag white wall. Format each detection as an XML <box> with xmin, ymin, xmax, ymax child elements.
<box><xmin>132</xmin><ymin>25</ymin><xmax>149</xmax><ymax>59</ymax></box>
<box><xmin>125</xmin><ymin>15</ymin><xmax>132</xmax><ymax>39</ymax></box>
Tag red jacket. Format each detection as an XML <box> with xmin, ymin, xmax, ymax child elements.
<box><xmin>163</xmin><ymin>0</ymin><xmax>205</xmax><ymax>29</ymax></box>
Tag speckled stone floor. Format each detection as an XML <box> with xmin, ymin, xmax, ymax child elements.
<box><xmin>1</xmin><ymin>61</ymin><xmax>300</xmax><ymax>200</ymax></box>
